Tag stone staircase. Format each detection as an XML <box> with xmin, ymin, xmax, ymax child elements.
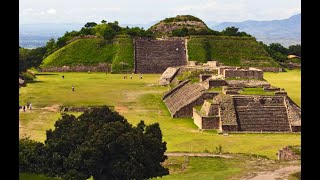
<box><xmin>164</xmin><ymin>82</ymin><xmax>206</xmax><ymax>117</ymax></box>
<box><xmin>134</xmin><ymin>38</ymin><xmax>187</xmax><ymax>73</ymax></box>
<box><xmin>232</xmin><ymin>95</ymin><xmax>291</xmax><ymax>131</ymax></box>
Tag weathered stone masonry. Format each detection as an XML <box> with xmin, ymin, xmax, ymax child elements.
<box><xmin>134</xmin><ymin>38</ymin><xmax>187</xmax><ymax>73</ymax></box>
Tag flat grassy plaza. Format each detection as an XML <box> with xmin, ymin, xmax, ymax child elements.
<box><xmin>19</xmin><ymin>70</ymin><xmax>301</xmax><ymax>179</ymax></box>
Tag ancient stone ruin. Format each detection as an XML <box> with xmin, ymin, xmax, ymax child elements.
<box><xmin>134</xmin><ymin>38</ymin><xmax>187</xmax><ymax>73</ymax></box>
<box><xmin>162</xmin><ymin>80</ymin><xmax>217</xmax><ymax>117</ymax></box>
<box><xmin>160</xmin><ymin>64</ymin><xmax>301</xmax><ymax>132</ymax></box>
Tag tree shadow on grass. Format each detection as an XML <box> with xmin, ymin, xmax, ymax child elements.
<box><xmin>26</xmin><ymin>80</ymin><xmax>45</xmax><ymax>84</ymax></box>
<box><xmin>35</xmin><ymin>73</ymin><xmax>59</xmax><ymax>76</ymax></box>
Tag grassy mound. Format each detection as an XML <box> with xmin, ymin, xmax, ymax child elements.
<box><xmin>41</xmin><ymin>36</ymin><xmax>134</xmax><ymax>73</ymax></box>
<box><xmin>41</xmin><ymin>38</ymin><xmax>115</xmax><ymax>67</ymax></box>
<box><xmin>187</xmin><ymin>36</ymin><xmax>279</xmax><ymax>67</ymax></box>
<box><xmin>111</xmin><ymin>36</ymin><xmax>134</xmax><ymax>72</ymax></box>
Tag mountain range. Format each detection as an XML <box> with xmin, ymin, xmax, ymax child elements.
<box><xmin>19</xmin><ymin>14</ymin><xmax>301</xmax><ymax>48</ymax></box>
<box><xmin>212</xmin><ymin>13</ymin><xmax>301</xmax><ymax>47</ymax></box>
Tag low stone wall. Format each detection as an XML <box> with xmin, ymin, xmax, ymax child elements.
<box><xmin>208</xmin><ymin>79</ymin><xmax>228</xmax><ymax>88</ymax></box>
<box><xmin>224</xmin><ymin>69</ymin><xmax>263</xmax><ymax>79</ymax></box>
<box><xmin>256</xmin><ymin>67</ymin><xmax>282</xmax><ymax>72</ymax></box>
<box><xmin>222</xmin><ymin>125</ymin><xmax>238</xmax><ymax>131</ymax></box>
<box><xmin>159</xmin><ymin>67</ymin><xmax>180</xmax><ymax>85</ymax></box>
<box><xmin>40</xmin><ymin>63</ymin><xmax>111</xmax><ymax>72</ymax></box>
<box><xmin>263</xmin><ymin>86</ymin><xmax>281</xmax><ymax>91</ymax></box>
<box><xmin>275</xmin><ymin>91</ymin><xmax>287</xmax><ymax>96</ymax></box>
<box><xmin>173</xmin><ymin>92</ymin><xmax>218</xmax><ymax>118</ymax></box>
<box><xmin>199</xmin><ymin>74</ymin><xmax>212</xmax><ymax>82</ymax></box>
<box><xmin>193</xmin><ymin>109</ymin><xmax>220</xmax><ymax>129</ymax></box>
<box><xmin>226</xmin><ymin>80</ymin><xmax>270</xmax><ymax>88</ymax></box>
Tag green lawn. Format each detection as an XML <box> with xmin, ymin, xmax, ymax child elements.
<box><xmin>19</xmin><ymin>72</ymin><xmax>300</xmax><ymax>160</ymax></box>
<box><xmin>264</xmin><ymin>69</ymin><xmax>301</xmax><ymax>107</ymax></box>
<box><xmin>160</xmin><ymin>156</ymin><xmax>244</xmax><ymax>180</ymax></box>
<box><xmin>240</xmin><ymin>87</ymin><xmax>274</xmax><ymax>96</ymax></box>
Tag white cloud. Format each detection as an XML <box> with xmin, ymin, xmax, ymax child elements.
<box><xmin>46</xmin><ymin>8</ymin><xmax>56</xmax><ymax>15</ymax></box>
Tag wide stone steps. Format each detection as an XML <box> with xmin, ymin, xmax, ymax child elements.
<box><xmin>135</xmin><ymin>39</ymin><xmax>186</xmax><ymax>73</ymax></box>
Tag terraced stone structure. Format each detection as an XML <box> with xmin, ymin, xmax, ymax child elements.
<box><xmin>162</xmin><ymin>80</ymin><xmax>217</xmax><ymax>117</ymax></box>
<box><xmin>192</xmin><ymin>94</ymin><xmax>301</xmax><ymax>132</ymax></box>
<box><xmin>134</xmin><ymin>38</ymin><xmax>187</xmax><ymax>73</ymax></box>
<box><xmin>193</xmin><ymin>100</ymin><xmax>220</xmax><ymax>129</ymax></box>
<box><xmin>232</xmin><ymin>95</ymin><xmax>291</xmax><ymax>131</ymax></box>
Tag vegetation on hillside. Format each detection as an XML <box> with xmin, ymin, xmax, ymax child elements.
<box><xmin>21</xmin><ymin>16</ymin><xmax>287</xmax><ymax>73</ymax></box>
<box><xmin>19</xmin><ymin>106</ymin><xmax>169</xmax><ymax>179</ymax></box>
<box><xmin>188</xmin><ymin>35</ymin><xmax>278</xmax><ymax>67</ymax></box>
<box><xmin>149</xmin><ymin>15</ymin><xmax>252</xmax><ymax>37</ymax></box>
<box><xmin>111</xmin><ymin>35</ymin><xmax>134</xmax><ymax>72</ymax></box>
<box><xmin>41</xmin><ymin>38</ymin><xmax>116</xmax><ymax>67</ymax></box>
<box><xmin>259</xmin><ymin>42</ymin><xmax>301</xmax><ymax>67</ymax></box>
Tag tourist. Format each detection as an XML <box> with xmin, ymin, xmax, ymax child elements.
<box><xmin>29</xmin><ymin>103</ymin><xmax>32</xmax><ymax>110</ymax></box>
<box><xmin>140</xmin><ymin>74</ymin><xmax>142</xmax><ymax>79</ymax></box>
<box><xmin>130</xmin><ymin>75</ymin><xmax>132</xmax><ymax>79</ymax></box>
<box><xmin>72</xmin><ymin>85</ymin><xmax>75</xmax><ymax>91</ymax></box>
<box><xmin>62</xmin><ymin>75</ymin><xmax>64</xmax><ymax>79</ymax></box>
<box><xmin>23</xmin><ymin>105</ymin><xmax>26</xmax><ymax>112</ymax></box>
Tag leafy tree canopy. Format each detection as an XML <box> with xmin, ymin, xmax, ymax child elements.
<box><xmin>19</xmin><ymin>106</ymin><xmax>169</xmax><ymax>180</ymax></box>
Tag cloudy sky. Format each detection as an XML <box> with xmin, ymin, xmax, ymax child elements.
<box><xmin>19</xmin><ymin>0</ymin><xmax>301</xmax><ymax>24</ymax></box>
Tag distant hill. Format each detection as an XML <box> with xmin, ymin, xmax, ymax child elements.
<box><xmin>212</xmin><ymin>13</ymin><xmax>301</xmax><ymax>47</ymax></box>
<box><xmin>149</xmin><ymin>15</ymin><xmax>210</xmax><ymax>36</ymax></box>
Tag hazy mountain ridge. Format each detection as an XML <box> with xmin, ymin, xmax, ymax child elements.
<box><xmin>19</xmin><ymin>14</ymin><xmax>301</xmax><ymax>48</ymax></box>
<box><xmin>212</xmin><ymin>14</ymin><xmax>301</xmax><ymax>47</ymax></box>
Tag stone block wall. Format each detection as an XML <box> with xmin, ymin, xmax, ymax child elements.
<box><xmin>200</xmin><ymin>101</ymin><xmax>219</xmax><ymax>116</ymax></box>
<box><xmin>193</xmin><ymin>108</ymin><xmax>220</xmax><ymax>129</ymax></box>
<box><xmin>159</xmin><ymin>67</ymin><xmax>180</xmax><ymax>85</ymax></box>
<box><xmin>205</xmin><ymin>61</ymin><xmax>219</xmax><ymax>67</ymax></box>
<box><xmin>208</xmin><ymin>79</ymin><xmax>228</xmax><ymax>87</ymax></box>
<box><xmin>172</xmin><ymin>92</ymin><xmax>218</xmax><ymax>118</ymax></box>
<box><xmin>224</xmin><ymin>69</ymin><xmax>263</xmax><ymax>79</ymax></box>
<box><xmin>222</xmin><ymin>125</ymin><xmax>238</xmax><ymax>131</ymax></box>
<box><xmin>199</xmin><ymin>74</ymin><xmax>212</xmax><ymax>82</ymax></box>
<box><xmin>257</xmin><ymin>67</ymin><xmax>282</xmax><ymax>72</ymax></box>
<box><xmin>134</xmin><ymin>38</ymin><xmax>187</xmax><ymax>73</ymax></box>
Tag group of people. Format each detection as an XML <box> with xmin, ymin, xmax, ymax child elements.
<box><xmin>20</xmin><ymin>102</ymin><xmax>32</xmax><ymax>112</ymax></box>
<box><xmin>123</xmin><ymin>74</ymin><xmax>143</xmax><ymax>79</ymax></box>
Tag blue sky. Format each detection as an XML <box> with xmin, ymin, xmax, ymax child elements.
<box><xmin>19</xmin><ymin>0</ymin><xmax>301</xmax><ymax>24</ymax></box>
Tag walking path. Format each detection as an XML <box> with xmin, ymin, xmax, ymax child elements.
<box><xmin>165</xmin><ymin>152</ymin><xmax>233</xmax><ymax>158</ymax></box>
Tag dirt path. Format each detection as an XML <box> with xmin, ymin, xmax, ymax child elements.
<box><xmin>165</xmin><ymin>152</ymin><xmax>233</xmax><ymax>158</ymax></box>
<box><xmin>241</xmin><ymin>165</ymin><xmax>300</xmax><ymax>180</ymax></box>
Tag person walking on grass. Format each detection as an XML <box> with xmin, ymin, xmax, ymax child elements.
<box><xmin>72</xmin><ymin>85</ymin><xmax>75</xmax><ymax>91</ymax></box>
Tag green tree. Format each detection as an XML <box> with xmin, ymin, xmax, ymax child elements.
<box><xmin>44</xmin><ymin>38</ymin><xmax>56</xmax><ymax>57</ymax></box>
<box><xmin>19</xmin><ymin>137</ymin><xmax>47</xmax><ymax>173</ymax></box>
<box><xmin>19</xmin><ymin>47</ymin><xmax>47</xmax><ymax>73</ymax></box>
<box><xmin>84</xmin><ymin>22</ymin><xmax>97</xmax><ymax>28</ymax></box>
<box><xmin>101</xmin><ymin>20</ymin><xmax>107</xmax><ymax>24</ymax></box>
<box><xmin>19</xmin><ymin>106</ymin><xmax>169</xmax><ymax>179</ymax></box>
<box><xmin>288</xmin><ymin>44</ymin><xmax>301</xmax><ymax>57</ymax></box>
<box><xmin>222</xmin><ymin>26</ymin><xmax>239</xmax><ymax>36</ymax></box>
<box><xmin>269</xmin><ymin>43</ymin><xmax>288</xmax><ymax>55</ymax></box>
<box><xmin>104</xmin><ymin>26</ymin><xmax>116</xmax><ymax>40</ymax></box>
